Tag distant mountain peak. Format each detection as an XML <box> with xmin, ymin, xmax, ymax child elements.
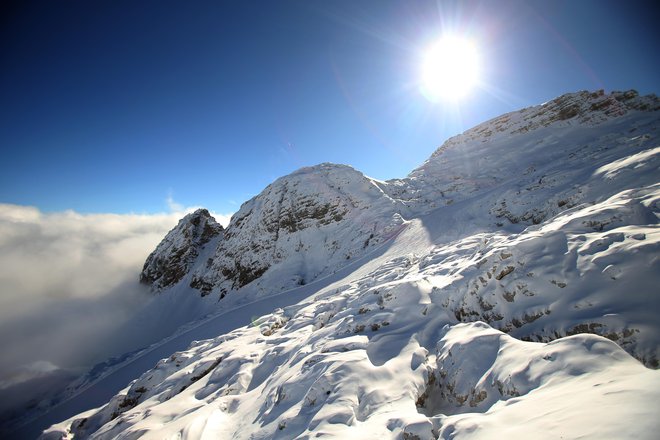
<box><xmin>139</xmin><ymin>208</ymin><xmax>223</xmax><ymax>291</ymax></box>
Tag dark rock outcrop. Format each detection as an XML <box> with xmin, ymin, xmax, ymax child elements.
<box><xmin>140</xmin><ymin>209</ymin><xmax>223</xmax><ymax>291</ymax></box>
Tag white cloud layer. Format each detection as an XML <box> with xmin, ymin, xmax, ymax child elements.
<box><xmin>0</xmin><ymin>203</ymin><xmax>232</xmax><ymax>405</ymax></box>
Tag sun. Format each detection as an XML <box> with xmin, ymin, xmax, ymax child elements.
<box><xmin>421</xmin><ymin>36</ymin><xmax>479</xmax><ymax>101</ymax></box>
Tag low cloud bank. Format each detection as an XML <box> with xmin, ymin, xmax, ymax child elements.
<box><xmin>0</xmin><ymin>203</ymin><xmax>231</xmax><ymax>425</ymax></box>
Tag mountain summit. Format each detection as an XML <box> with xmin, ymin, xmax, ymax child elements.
<box><xmin>44</xmin><ymin>89</ymin><xmax>660</xmax><ymax>439</ymax></box>
<box><xmin>141</xmin><ymin>89</ymin><xmax>659</xmax><ymax>300</ymax></box>
<box><xmin>140</xmin><ymin>209</ymin><xmax>224</xmax><ymax>291</ymax></box>
<box><xmin>141</xmin><ymin>163</ymin><xmax>406</xmax><ymax>297</ymax></box>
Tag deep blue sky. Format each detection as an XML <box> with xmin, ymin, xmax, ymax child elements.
<box><xmin>1</xmin><ymin>0</ymin><xmax>658</xmax><ymax>214</ymax></box>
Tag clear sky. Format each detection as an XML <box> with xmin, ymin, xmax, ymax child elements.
<box><xmin>1</xmin><ymin>0</ymin><xmax>658</xmax><ymax>215</ymax></box>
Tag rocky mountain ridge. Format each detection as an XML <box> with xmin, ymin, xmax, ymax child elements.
<box><xmin>141</xmin><ymin>89</ymin><xmax>659</xmax><ymax>300</ymax></box>
<box><xmin>190</xmin><ymin>163</ymin><xmax>405</xmax><ymax>298</ymax></box>
<box><xmin>143</xmin><ymin>163</ymin><xmax>407</xmax><ymax>297</ymax></box>
<box><xmin>140</xmin><ymin>209</ymin><xmax>223</xmax><ymax>291</ymax></box>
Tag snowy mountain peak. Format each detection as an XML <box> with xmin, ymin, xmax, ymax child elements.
<box><xmin>448</xmin><ymin>89</ymin><xmax>658</xmax><ymax>148</ymax></box>
<box><xmin>391</xmin><ymin>89</ymin><xmax>660</xmax><ymax>218</ymax></box>
<box><xmin>190</xmin><ymin>162</ymin><xmax>404</xmax><ymax>296</ymax></box>
<box><xmin>422</xmin><ymin>89</ymin><xmax>658</xmax><ymax>164</ymax></box>
<box><xmin>140</xmin><ymin>209</ymin><xmax>223</xmax><ymax>291</ymax></box>
<box><xmin>142</xmin><ymin>90</ymin><xmax>660</xmax><ymax>300</ymax></box>
<box><xmin>288</xmin><ymin>162</ymin><xmax>357</xmax><ymax>175</ymax></box>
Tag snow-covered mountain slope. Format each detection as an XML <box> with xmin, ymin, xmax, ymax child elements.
<box><xmin>43</xmin><ymin>197</ymin><xmax>660</xmax><ymax>439</ymax></box>
<box><xmin>42</xmin><ymin>90</ymin><xmax>660</xmax><ymax>439</ymax></box>
<box><xmin>142</xmin><ymin>89</ymin><xmax>658</xmax><ymax>304</ymax></box>
<box><xmin>389</xmin><ymin>89</ymin><xmax>659</xmax><ymax>220</ymax></box>
<box><xmin>42</xmin><ymin>315</ymin><xmax>660</xmax><ymax>440</ymax></box>
<box><xmin>191</xmin><ymin>164</ymin><xmax>405</xmax><ymax>297</ymax></box>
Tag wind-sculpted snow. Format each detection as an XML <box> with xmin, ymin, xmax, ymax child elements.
<box><xmin>44</xmin><ymin>184</ymin><xmax>660</xmax><ymax>439</ymax></box>
<box><xmin>40</xmin><ymin>90</ymin><xmax>660</xmax><ymax>438</ymax></box>
<box><xmin>426</xmin><ymin>186</ymin><xmax>660</xmax><ymax>367</ymax></box>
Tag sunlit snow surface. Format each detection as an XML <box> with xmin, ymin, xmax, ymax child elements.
<box><xmin>43</xmin><ymin>90</ymin><xmax>660</xmax><ymax>439</ymax></box>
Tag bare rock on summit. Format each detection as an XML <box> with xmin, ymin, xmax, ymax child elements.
<box><xmin>140</xmin><ymin>209</ymin><xmax>223</xmax><ymax>291</ymax></box>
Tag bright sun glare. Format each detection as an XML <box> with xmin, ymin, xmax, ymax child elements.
<box><xmin>421</xmin><ymin>36</ymin><xmax>479</xmax><ymax>101</ymax></box>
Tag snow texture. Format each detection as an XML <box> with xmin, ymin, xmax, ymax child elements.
<box><xmin>39</xmin><ymin>90</ymin><xmax>660</xmax><ymax>439</ymax></box>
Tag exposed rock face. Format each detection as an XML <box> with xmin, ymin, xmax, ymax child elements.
<box><xmin>139</xmin><ymin>209</ymin><xmax>223</xmax><ymax>291</ymax></box>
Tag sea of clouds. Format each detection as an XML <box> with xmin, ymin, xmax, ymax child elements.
<box><xmin>0</xmin><ymin>203</ymin><xmax>231</xmax><ymax>423</ymax></box>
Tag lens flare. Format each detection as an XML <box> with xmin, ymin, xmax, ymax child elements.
<box><xmin>421</xmin><ymin>36</ymin><xmax>479</xmax><ymax>101</ymax></box>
